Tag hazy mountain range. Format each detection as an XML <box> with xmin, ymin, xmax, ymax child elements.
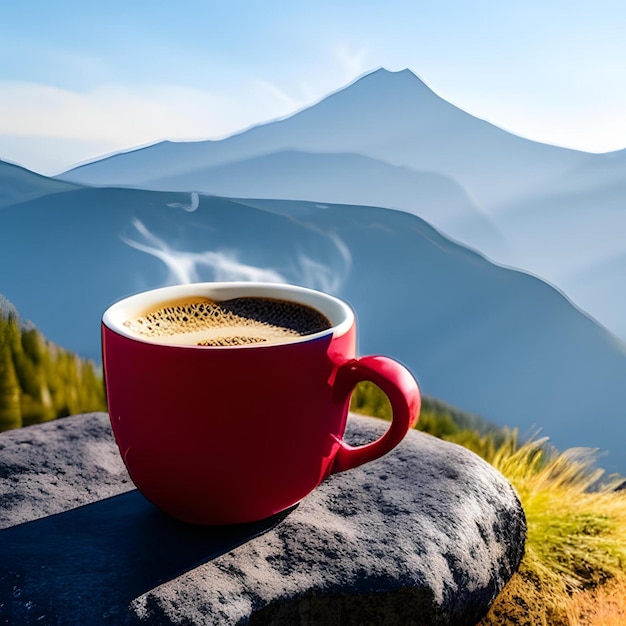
<box><xmin>2</xmin><ymin>67</ymin><xmax>625</xmax><ymax>473</ymax></box>
<box><xmin>60</xmin><ymin>68</ymin><xmax>626</xmax><ymax>343</ymax></box>
<box><xmin>1</xmin><ymin>156</ymin><xmax>626</xmax><ymax>474</ymax></box>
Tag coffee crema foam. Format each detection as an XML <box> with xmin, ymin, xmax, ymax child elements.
<box><xmin>122</xmin><ymin>296</ymin><xmax>332</xmax><ymax>346</ymax></box>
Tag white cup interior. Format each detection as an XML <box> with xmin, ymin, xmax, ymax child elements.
<box><xmin>102</xmin><ymin>282</ymin><xmax>354</xmax><ymax>346</ymax></box>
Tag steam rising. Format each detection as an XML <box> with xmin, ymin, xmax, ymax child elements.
<box><xmin>123</xmin><ymin>218</ymin><xmax>285</xmax><ymax>284</ymax></box>
<box><xmin>121</xmin><ymin>214</ymin><xmax>352</xmax><ymax>292</ymax></box>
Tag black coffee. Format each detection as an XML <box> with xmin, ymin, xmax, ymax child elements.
<box><xmin>123</xmin><ymin>296</ymin><xmax>332</xmax><ymax>346</ymax></box>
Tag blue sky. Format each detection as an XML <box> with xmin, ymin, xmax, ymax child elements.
<box><xmin>2</xmin><ymin>1</ymin><xmax>625</xmax><ymax>174</ymax></box>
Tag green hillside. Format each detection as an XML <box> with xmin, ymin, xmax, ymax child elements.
<box><xmin>0</xmin><ymin>303</ymin><xmax>106</xmax><ymax>431</ymax></box>
<box><xmin>350</xmin><ymin>378</ymin><xmax>502</xmax><ymax>442</ymax></box>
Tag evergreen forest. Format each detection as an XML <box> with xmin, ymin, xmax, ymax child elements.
<box><xmin>0</xmin><ymin>308</ymin><xmax>106</xmax><ymax>431</ymax></box>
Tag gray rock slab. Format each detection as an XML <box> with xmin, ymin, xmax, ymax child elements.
<box><xmin>0</xmin><ymin>413</ymin><xmax>525</xmax><ymax>625</ymax></box>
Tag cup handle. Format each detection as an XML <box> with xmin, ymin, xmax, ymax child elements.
<box><xmin>329</xmin><ymin>355</ymin><xmax>421</xmax><ymax>474</ymax></box>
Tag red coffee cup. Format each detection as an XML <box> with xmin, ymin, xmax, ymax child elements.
<box><xmin>101</xmin><ymin>282</ymin><xmax>420</xmax><ymax>525</ymax></box>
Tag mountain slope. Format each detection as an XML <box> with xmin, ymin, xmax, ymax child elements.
<box><xmin>0</xmin><ymin>159</ymin><xmax>79</xmax><ymax>209</ymax></box>
<box><xmin>494</xmin><ymin>176</ymin><xmax>626</xmax><ymax>338</ymax></box>
<box><xmin>2</xmin><ymin>184</ymin><xmax>625</xmax><ymax>473</ymax></box>
<box><xmin>544</xmin><ymin>148</ymin><xmax>626</xmax><ymax>195</ymax></box>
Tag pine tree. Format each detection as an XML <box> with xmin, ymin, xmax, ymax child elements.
<box><xmin>0</xmin><ymin>316</ymin><xmax>22</xmax><ymax>430</ymax></box>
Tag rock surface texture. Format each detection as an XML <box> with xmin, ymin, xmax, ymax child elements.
<box><xmin>0</xmin><ymin>413</ymin><xmax>525</xmax><ymax>625</ymax></box>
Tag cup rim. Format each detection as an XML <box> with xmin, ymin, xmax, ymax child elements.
<box><xmin>102</xmin><ymin>281</ymin><xmax>354</xmax><ymax>349</ymax></box>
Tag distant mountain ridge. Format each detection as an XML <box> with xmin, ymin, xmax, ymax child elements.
<box><xmin>59</xmin><ymin>68</ymin><xmax>590</xmax><ymax>208</ymax></box>
<box><xmin>128</xmin><ymin>148</ymin><xmax>508</xmax><ymax>257</ymax></box>
<box><xmin>57</xmin><ymin>68</ymin><xmax>626</xmax><ymax>342</ymax></box>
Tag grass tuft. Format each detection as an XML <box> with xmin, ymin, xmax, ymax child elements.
<box><xmin>473</xmin><ymin>435</ymin><xmax>626</xmax><ymax>625</ymax></box>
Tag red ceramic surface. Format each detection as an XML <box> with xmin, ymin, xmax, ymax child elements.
<box><xmin>102</xmin><ymin>282</ymin><xmax>420</xmax><ymax>525</ymax></box>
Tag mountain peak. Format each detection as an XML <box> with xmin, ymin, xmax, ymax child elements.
<box><xmin>351</xmin><ymin>66</ymin><xmax>430</xmax><ymax>90</ymax></box>
<box><xmin>367</xmin><ymin>66</ymin><xmax>411</xmax><ymax>76</ymax></box>
<box><xmin>298</xmin><ymin>67</ymin><xmax>442</xmax><ymax>123</ymax></box>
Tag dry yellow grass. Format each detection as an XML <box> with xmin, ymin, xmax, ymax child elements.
<box><xmin>470</xmin><ymin>434</ymin><xmax>626</xmax><ymax>626</ymax></box>
<box><xmin>566</xmin><ymin>578</ymin><xmax>626</xmax><ymax>625</ymax></box>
